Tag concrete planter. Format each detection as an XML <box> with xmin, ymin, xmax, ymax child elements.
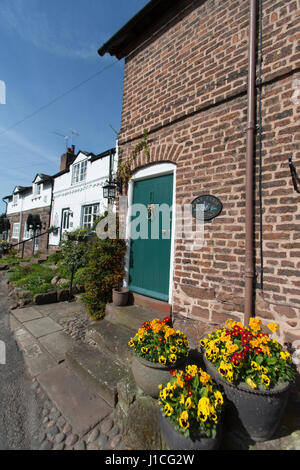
<box><xmin>112</xmin><ymin>288</ymin><xmax>129</xmax><ymax>307</ymax></box>
<box><xmin>202</xmin><ymin>354</ymin><xmax>290</xmax><ymax>442</ymax></box>
<box><xmin>160</xmin><ymin>412</ymin><xmax>221</xmax><ymax>450</ymax></box>
<box><xmin>132</xmin><ymin>355</ymin><xmax>185</xmax><ymax>398</ymax></box>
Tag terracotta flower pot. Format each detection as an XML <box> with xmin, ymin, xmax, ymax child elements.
<box><xmin>132</xmin><ymin>355</ymin><xmax>186</xmax><ymax>398</ymax></box>
<box><xmin>112</xmin><ymin>287</ymin><xmax>129</xmax><ymax>306</ymax></box>
<box><xmin>160</xmin><ymin>412</ymin><xmax>222</xmax><ymax>451</ymax></box>
<box><xmin>202</xmin><ymin>354</ymin><xmax>290</xmax><ymax>442</ymax></box>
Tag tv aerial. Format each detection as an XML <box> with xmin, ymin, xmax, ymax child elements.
<box><xmin>70</xmin><ymin>129</ymin><xmax>80</xmax><ymax>146</ymax></box>
<box><xmin>53</xmin><ymin>131</ymin><xmax>69</xmax><ymax>149</ymax></box>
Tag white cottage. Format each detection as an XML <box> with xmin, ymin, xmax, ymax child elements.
<box><xmin>48</xmin><ymin>146</ymin><xmax>116</xmax><ymax>247</ymax></box>
<box><xmin>4</xmin><ymin>175</ymin><xmax>53</xmax><ymax>256</ymax></box>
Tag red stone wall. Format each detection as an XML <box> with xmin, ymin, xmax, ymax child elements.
<box><xmin>118</xmin><ymin>0</ymin><xmax>300</xmax><ymax>347</ymax></box>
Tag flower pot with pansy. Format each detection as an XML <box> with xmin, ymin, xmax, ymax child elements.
<box><xmin>128</xmin><ymin>317</ymin><xmax>189</xmax><ymax>398</ymax></box>
<box><xmin>158</xmin><ymin>364</ymin><xmax>224</xmax><ymax>450</ymax></box>
<box><xmin>200</xmin><ymin>318</ymin><xmax>295</xmax><ymax>442</ymax></box>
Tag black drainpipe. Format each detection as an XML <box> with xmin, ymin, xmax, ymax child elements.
<box><xmin>46</xmin><ymin>178</ymin><xmax>54</xmax><ymax>252</ymax></box>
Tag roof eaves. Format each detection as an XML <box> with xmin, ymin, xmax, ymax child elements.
<box><xmin>90</xmin><ymin>148</ymin><xmax>116</xmax><ymax>163</ymax></box>
<box><xmin>98</xmin><ymin>0</ymin><xmax>178</xmax><ymax>59</ymax></box>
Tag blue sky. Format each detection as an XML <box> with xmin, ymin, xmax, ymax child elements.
<box><xmin>0</xmin><ymin>0</ymin><xmax>149</xmax><ymax>212</ymax></box>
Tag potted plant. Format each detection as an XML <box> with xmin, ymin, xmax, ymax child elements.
<box><xmin>0</xmin><ymin>240</ymin><xmax>11</xmax><ymax>255</ymax></box>
<box><xmin>200</xmin><ymin>318</ymin><xmax>296</xmax><ymax>442</ymax></box>
<box><xmin>128</xmin><ymin>317</ymin><xmax>189</xmax><ymax>398</ymax></box>
<box><xmin>158</xmin><ymin>364</ymin><xmax>224</xmax><ymax>450</ymax></box>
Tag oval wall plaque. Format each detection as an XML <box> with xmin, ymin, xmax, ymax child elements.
<box><xmin>191</xmin><ymin>194</ymin><xmax>223</xmax><ymax>221</ymax></box>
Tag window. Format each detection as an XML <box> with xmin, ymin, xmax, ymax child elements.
<box><xmin>33</xmin><ymin>183</ymin><xmax>41</xmax><ymax>196</ymax></box>
<box><xmin>72</xmin><ymin>160</ymin><xmax>87</xmax><ymax>185</ymax></box>
<box><xmin>12</xmin><ymin>223</ymin><xmax>20</xmax><ymax>239</ymax></box>
<box><xmin>23</xmin><ymin>225</ymin><xmax>31</xmax><ymax>240</ymax></box>
<box><xmin>82</xmin><ymin>204</ymin><xmax>99</xmax><ymax>229</ymax></box>
<box><xmin>13</xmin><ymin>193</ymin><xmax>18</xmax><ymax>204</ymax></box>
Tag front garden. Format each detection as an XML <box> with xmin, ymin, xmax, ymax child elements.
<box><xmin>1</xmin><ymin>224</ymin><xmax>126</xmax><ymax>319</ymax></box>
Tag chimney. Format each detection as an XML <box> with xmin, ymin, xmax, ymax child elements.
<box><xmin>60</xmin><ymin>145</ymin><xmax>76</xmax><ymax>172</ymax></box>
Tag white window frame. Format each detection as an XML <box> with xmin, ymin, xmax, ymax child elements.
<box><xmin>12</xmin><ymin>223</ymin><xmax>20</xmax><ymax>239</ymax></box>
<box><xmin>72</xmin><ymin>160</ymin><xmax>88</xmax><ymax>185</ymax></box>
<box><xmin>33</xmin><ymin>183</ymin><xmax>41</xmax><ymax>196</ymax></box>
<box><xmin>23</xmin><ymin>225</ymin><xmax>31</xmax><ymax>240</ymax></box>
<box><xmin>81</xmin><ymin>204</ymin><xmax>99</xmax><ymax>230</ymax></box>
<box><xmin>13</xmin><ymin>193</ymin><xmax>18</xmax><ymax>204</ymax></box>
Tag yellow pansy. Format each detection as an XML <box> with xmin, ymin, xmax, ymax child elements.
<box><xmin>159</xmin><ymin>355</ymin><xmax>167</xmax><ymax>364</ymax></box>
<box><xmin>267</xmin><ymin>322</ymin><xmax>279</xmax><ymax>333</ymax></box>
<box><xmin>251</xmin><ymin>361</ymin><xmax>261</xmax><ymax>371</ymax></box>
<box><xmin>185</xmin><ymin>397</ymin><xmax>193</xmax><ymax>410</ymax></box>
<box><xmin>169</xmin><ymin>354</ymin><xmax>177</xmax><ymax>364</ymax></box>
<box><xmin>246</xmin><ymin>378</ymin><xmax>257</xmax><ymax>389</ymax></box>
<box><xmin>178</xmin><ymin>411</ymin><xmax>189</xmax><ymax>430</ymax></box>
<box><xmin>186</xmin><ymin>365</ymin><xmax>198</xmax><ymax>377</ymax></box>
<box><xmin>164</xmin><ymin>404</ymin><xmax>174</xmax><ymax>417</ymax></box>
<box><xmin>214</xmin><ymin>391</ymin><xmax>223</xmax><ymax>406</ymax></box>
<box><xmin>179</xmin><ymin>394</ymin><xmax>185</xmax><ymax>405</ymax></box>
<box><xmin>261</xmin><ymin>374</ymin><xmax>270</xmax><ymax>387</ymax></box>
<box><xmin>249</xmin><ymin>317</ymin><xmax>262</xmax><ymax>332</ymax></box>
<box><xmin>165</xmin><ymin>327</ymin><xmax>176</xmax><ymax>339</ymax></box>
<box><xmin>200</xmin><ymin>371</ymin><xmax>211</xmax><ymax>386</ymax></box>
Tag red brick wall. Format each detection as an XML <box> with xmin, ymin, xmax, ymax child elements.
<box><xmin>118</xmin><ymin>0</ymin><xmax>300</xmax><ymax>346</ymax></box>
<box><xmin>7</xmin><ymin>207</ymin><xmax>51</xmax><ymax>257</ymax></box>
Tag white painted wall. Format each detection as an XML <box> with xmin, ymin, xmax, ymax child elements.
<box><xmin>49</xmin><ymin>150</ymin><xmax>114</xmax><ymax>246</ymax></box>
<box><xmin>6</xmin><ymin>180</ymin><xmax>52</xmax><ymax>216</ymax></box>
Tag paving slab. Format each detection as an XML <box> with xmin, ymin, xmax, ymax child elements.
<box><xmin>38</xmin><ymin>363</ymin><xmax>111</xmax><ymax>436</ymax></box>
<box><xmin>35</xmin><ymin>301</ymin><xmax>84</xmax><ymax>317</ymax></box>
<box><xmin>9</xmin><ymin>314</ymin><xmax>23</xmax><ymax>333</ymax></box>
<box><xmin>24</xmin><ymin>351</ymin><xmax>57</xmax><ymax>377</ymax></box>
<box><xmin>15</xmin><ymin>328</ymin><xmax>39</xmax><ymax>349</ymax></box>
<box><xmin>13</xmin><ymin>306</ymin><xmax>44</xmax><ymax>323</ymax></box>
<box><xmin>14</xmin><ymin>328</ymin><xmax>56</xmax><ymax>377</ymax></box>
<box><xmin>38</xmin><ymin>331</ymin><xmax>76</xmax><ymax>363</ymax></box>
<box><xmin>23</xmin><ymin>317</ymin><xmax>63</xmax><ymax>338</ymax></box>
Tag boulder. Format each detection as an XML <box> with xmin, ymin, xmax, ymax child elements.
<box><xmin>51</xmin><ymin>275</ymin><xmax>60</xmax><ymax>286</ymax></box>
<box><xmin>57</xmin><ymin>279</ymin><xmax>70</xmax><ymax>288</ymax></box>
<box><xmin>57</xmin><ymin>289</ymin><xmax>71</xmax><ymax>302</ymax></box>
<box><xmin>34</xmin><ymin>291</ymin><xmax>57</xmax><ymax>305</ymax></box>
<box><xmin>14</xmin><ymin>288</ymin><xmax>32</xmax><ymax>300</ymax></box>
<box><xmin>0</xmin><ymin>264</ymin><xmax>9</xmax><ymax>271</ymax></box>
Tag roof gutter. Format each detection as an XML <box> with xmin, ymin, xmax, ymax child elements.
<box><xmin>244</xmin><ymin>0</ymin><xmax>257</xmax><ymax>326</ymax></box>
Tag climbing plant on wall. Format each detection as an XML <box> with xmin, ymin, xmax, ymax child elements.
<box><xmin>116</xmin><ymin>129</ymin><xmax>150</xmax><ymax>190</ymax></box>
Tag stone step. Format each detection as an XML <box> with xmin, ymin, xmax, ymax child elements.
<box><xmin>87</xmin><ymin>319</ymin><xmax>136</xmax><ymax>366</ymax></box>
<box><xmin>105</xmin><ymin>303</ymin><xmax>166</xmax><ymax>332</ymax></box>
<box><xmin>65</xmin><ymin>343</ymin><xmax>129</xmax><ymax>408</ymax></box>
<box><xmin>132</xmin><ymin>292</ymin><xmax>172</xmax><ymax>316</ymax></box>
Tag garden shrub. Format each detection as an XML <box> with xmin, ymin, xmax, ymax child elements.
<box><xmin>47</xmin><ymin>251</ymin><xmax>63</xmax><ymax>264</ymax></box>
<box><xmin>59</xmin><ymin>236</ymin><xmax>91</xmax><ymax>276</ymax></box>
<box><xmin>81</xmin><ymin>237</ymin><xmax>127</xmax><ymax>320</ymax></box>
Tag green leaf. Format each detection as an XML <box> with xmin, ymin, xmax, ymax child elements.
<box><xmin>256</xmin><ymin>354</ymin><xmax>264</xmax><ymax>364</ymax></box>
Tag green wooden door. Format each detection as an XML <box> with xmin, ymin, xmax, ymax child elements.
<box><xmin>128</xmin><ymin>173</ymin><xmax>173</xmax><ymax>301</ymax></box>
